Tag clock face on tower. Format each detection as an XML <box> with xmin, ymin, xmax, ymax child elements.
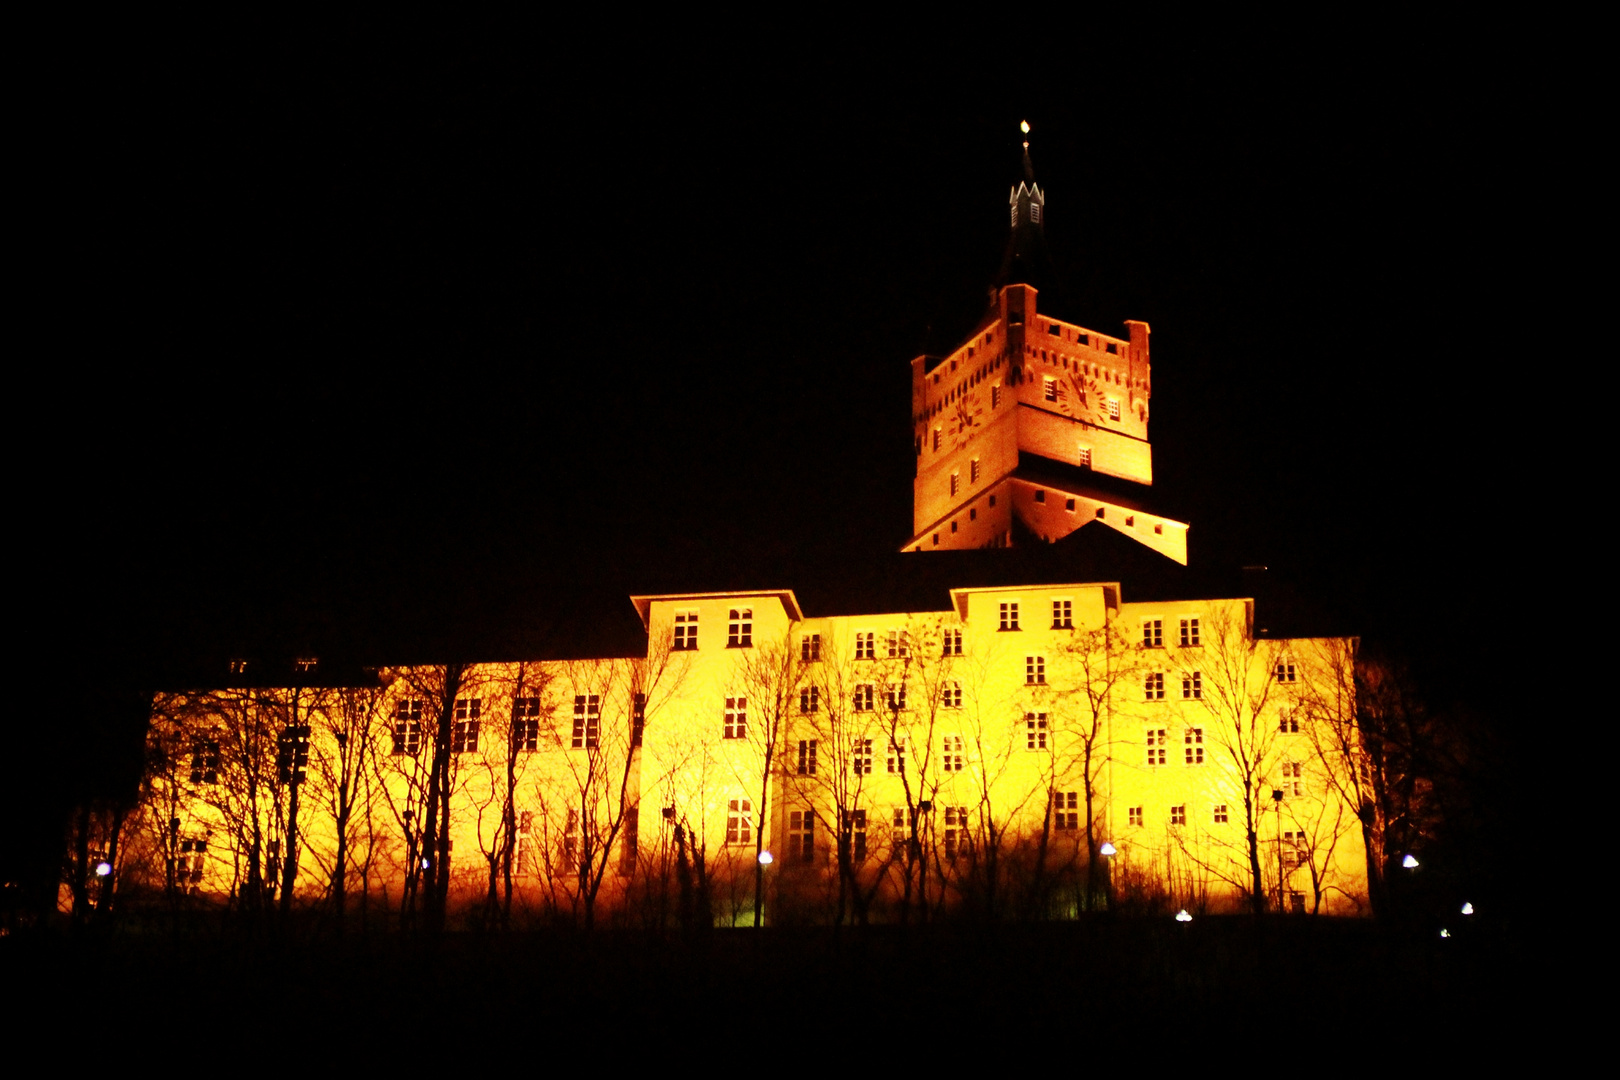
<box><xmin>954</xmin><ymin>391</ymin><xmax>984</xmax><ymax>446</ymax></box>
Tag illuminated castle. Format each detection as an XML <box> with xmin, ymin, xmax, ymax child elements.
<box><xmin>125</xmin><ymin>129</ymin><xmax>1369</xmax><ymax>926</ymax></box>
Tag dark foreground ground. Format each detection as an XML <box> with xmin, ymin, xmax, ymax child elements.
<box><xmin>4</xmin><ymin>916</ymin><xmax>1531</xmax><ymax>1062</ymax></box>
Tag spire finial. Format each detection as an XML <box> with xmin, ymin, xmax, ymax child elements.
<box><xmin>1020</xmin><ymin>119</ymin><xmax>1030</xmax><ymax>149</ymax></box>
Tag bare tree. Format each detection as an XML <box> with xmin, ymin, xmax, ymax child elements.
<box><xmin>943</xmin><ymin>626</ymin><xmax>1046</xmax><ymax>922</ymax></box>
<box><xmin>398</xmin><ymin>661</ymin><xmax>477</xmax><ymax>933</ymax></box>
<box><xmin>1189</xmin><ymin>604</ymin><xmax>1288</xmax><ymax>914</ymax></box>
<box><xmin>734</xmin><ymin>629</ymin><xmax>804</xmax><ymax>927</ymax></box>
<box><xmin>305</xmin><ymin>681</ymin><xmax>386</xmax><ymax>933</ymax></box>
<box><xmin>1056</xmin><ymin>619</ymin><xmax>1144</xmax><ymax>911</ymax></box>
<box><xmin>791</xmin><ymin>630</ymin><xmax>893</xmax><ymax>925</ymax></box>
<box><xmin>542</xmin><ymin>657</ymin><xmax>649</xmax><ymax>929</ymax></box>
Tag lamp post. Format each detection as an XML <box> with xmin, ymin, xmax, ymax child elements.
<box><xmin>1271</xmin><ymin>788</ymin><xmax>1285</xmax><ymax>913</ymax></box>
<box><xmin>1099</xmin><ymin>841</ymin><xmax>1117</xmax><ymax>911</ymax></box>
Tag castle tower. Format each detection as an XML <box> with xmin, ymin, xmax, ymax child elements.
<box><xmin>904</xmin><ymin>126</ymin><xmax>1189</xmax><ymax>563</ymax></box>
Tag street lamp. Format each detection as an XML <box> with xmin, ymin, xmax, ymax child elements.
<box><xmin>1272</xmin><ymin>788</ymin><xmax>1285</xmax><ymax>912</ymax></box>
<box><xmin>1402</xmin><ymin>854</ymin><xmax>1419</xmax><ymax>869</ymax></box>
<box><xmin>757</xmin><ymin>850</ymin><xmax>773</xmax><ymax>866</ymax></box>
<box><xmin>1099</xmin><ymin>841</ymin><xmax>1117</xmax><ymax>857</ymax></box>
<box><xmin>94</xmin><ymin>862</ymin><xmax>112</xmax><ymax>878</ymax></box>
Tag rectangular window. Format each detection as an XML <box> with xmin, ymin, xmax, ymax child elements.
<box><xmin>1143</xmin><ymin>619</ymin><xmax>1163</xmax><ymax>648</ymax></box>
<box><xmin>933</xmin><ymin>428</ymin><xmax>941</xmax><ymax>451</ymax></box>
<box><xmin>1182</xmin><ymin>672</ymin><xmax>1202</xmax><ymax>700</ymax></box>
<box><xmin>950</xmin><ymin>472</ymin><xmax>960</xmax><ymax>496</ymax></box>
<box><xmin>942</xmin><ymin>628</ymin><xmax>963</xmax><ymax>656</ymax></box>
<box><xmin>1052</xmin><ymin>791</ymin><xmax>1079</xmax><ymax>831</ymax></box>
<box><xmin>726</xmin><ymin>799</ymin><xmax>753</xmax><ymax>845</ymax></box>
<box><xmin>1052</xmin><ymin>599</ymin><xmax>1072</xmax><ymax>629</ymax></box>
<box><xmin>887</xmin><ymin>629</ymin><xmax>910</xmax><ymax>658</ymax></box>
<box><xmin>1128</xmin><ymin>807</ymin><xmax>1143</xmax><ymax>827</ymax></box>
<box><xmin>1281</xmin><ymin>762</ymin><xmax>1304</xmax><ymax>797</ymax></box>
<box><xmin>1044</xmin><ymin>376</ymin><xmax>1058</xmax><ymax>402</ymax></box>
<box><xmin>970</xmin><ymin>458</ymin><xmax>981</xmax><ymax>483</ymax></box>
<box><xmin>944</xmin><ymin>806</ymin><xmax>969</xmax><ymax>859</ymax></box>
<box><xmin>392</xmin><ymin>720</ymin><xmax>422</xmax><ymax>756</ymax></box>
<box><xmin>452</xmin><ymin>698</ymin><xmax>481</xmax><ymax>753</ymax></box>
<box><xmin>1026</xmin><ymin>655</ymin><xmax>1046</xmax><ymax>684</ymax></box>
<box><xmin>991</xmin><ymin>384</ymin><xmax>1001</xmax><ymax>408</ymax></box>
<box><xmin>189</xmin><ymin>738</ymin><xmax>220</xmax><ymax>785</ymax></box>
<box><xmin>173</xmin><ymin>837</ymin><xmax>208</xmax><ymax>885</ymax></box>
<box><xmin>673</xmin><ymin>610</ymin><xmax>698</xmax><ymax>651</ymax></box>
<box><xmin>1179</xmin><ymin>617</ymin><xmax>1201</xmax><ymax>647</ymax></box>
<box><xmin>1213</xmin><ymin>804</ymin><xmax>1229</xmax><ymax>825</ymax></box>
<box><xmin>941</xmin><ymin>734</ymin><xmax>965</xmax><ymax>772</ymax></box>
<box><xmin>855</xmin><ymin>632</ymin><xmax>875</xmax><ymax>660</ymax></box>
<box><xmin>886</xmin><ymin>737</ymin><xmax>907</xmax><ymax>775</ymax></box>
<box><xmin>801</xmin><ymin>634</ymin><xmax>821</xmax><ymax>662</ymax></box>
<box><xmin>1145</xmin><ymin>672</ymin><xmax>1165</xmax><ymax>700</ymax></box>
<box><xmin>1170</xmin><ymin>805</ymin><xmax>1186</xmax><ymax>826</ymax></box>
<box><xmin>728</xmin><ymin>608</ymin><xmax>753</xmax><ymax>648</ymax></box>
<box><xmin>1280</xmin><ymin>712</ymin><xmax>1300</xmax><ymax>734</ymax></box>
<box><xmin>515</xmin><ymin>709</ymin><xmax>541</xmax><ymax>751</ymax></box>
<box><xmin>561</xmin><ymin>810</ymin><xmax>579</xmax><ymax>865</ymax></box>
<box><xmin>1035</xmin><ymin>490</ymin><xmax>1046</xmax><ymax>504</ymax></box>
<box><xmin>942</xmin><ymin>681</ymin><xmax>962</xmax><ymax>708</ymax></box>
<box><xmin>1077</xmin><ymin>446</ymin><xmax>1092</xmax><ymax>468</ymax></box>
<box><xmin>1283</xmin><ymin>830</ymin><xmax>1308</xmax><ymax>868</ymax></box>
<box><xmin>1184</xmin><ymin>727</ymin><xmax>1204</xmax><ymax>764</ymax></box>
<box><xmin>1026</xmin><ymin>712</ymin><xmax>1048</xmax><ymax>751</ymax></box>
<box><xmin>800</xmin><ymin>685</ymin><xmax>820</xmax><ymax>713</ymax></box>
<box><xmin>999</xmin><ymin>602</ymin><xmax>1020</xmax><ymax>631</ymax></box>
<box><xmin>892</xmin><ymin>807</ymin><xmax>916</xmax><ymax>852</ymax></box>
<box><xmin>788</xmin><ymin>810</ymin><xmax>815</xmax><ymax>864</ymax></box>
<box><xmin>1276</xmin><ymin>662</ymin><xmax>1297</xmax><ymax>683</ymax></box>
<box><xmin>278</xmin><ymin>726</ymin><xmax>310</xmax><ymax>783</ymax></box>
<box><xmin>632</xmin><ymin>693</ymin><xmax>646</xmax><ymax>748</ymax></box>
<box><xmin>853</xmin><ymin>684</ymin><xmax>874</xmax><ymax>712</ymax></box>
<box><xmin>885</xmin><ymin>682</ymin><xmax>907</xmax><ymax>711</ymax></box>
<box><xmin>797</xmin><ymin>739</ymin><xmax>818</xmax><ymax>776</ymax></box>
<box><xmin>516</xmin><ymin>810</ymin><xmax>536</xmax><ymax>873</ymax></box>
<box><xmin>724</xmin><ymin>696</ymin><xmax>747</xmax><ymax>739</ymax></box>
<box><xmin>844</xmin><ymin>809</ymin><xmax>867</xmax><ymax>862</ymax></box>
<box><xmin>1146</xmin><ymin>729</ymin><xmax>1167</xmax><ymax>766</ymax></box>
<box><xmin>1108</xmin><ymin>398</ymin><xmax>1121</xmax><ymax>420</ymax></box>
<box><xmin>851</xmin><ymin>739</ymin><xmax>873</xmax><ymax>776</ymax></box>
<box><xmin>571</xmin><ymin>695</ymin><xmax>600</xmax><ymax>749</ymax></box>
<box><xmin>513</xmin><ymin>697</ymin><xmax>540</xmax><ymax>752</ymax></box>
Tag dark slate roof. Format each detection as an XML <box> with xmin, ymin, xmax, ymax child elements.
<box><xmin>1012</xmin><ymin>450</ymin><xmax>1185</xmax><ymax>521</ymax></box>
<box><xmin>153</xmin><ymin>520</ymin><xmax>1352</xmax><ymax>690</ymax></box>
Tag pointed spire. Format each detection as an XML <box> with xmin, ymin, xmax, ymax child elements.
<box><xmin>996</xmin><ymin>119</ymin><xmax>1053</xmax><ymax>291</ymax></box>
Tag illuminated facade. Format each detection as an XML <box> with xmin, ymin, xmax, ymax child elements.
<box><xmin>130</xmin><ymin>134</ymin><xmax>1367</xmax><ymax>923</ymax></box>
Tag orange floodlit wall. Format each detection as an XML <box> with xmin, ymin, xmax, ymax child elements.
<box><xmin>907</xmin><ymin>285</ymin><xmax>1184</xmax><ymax>558</ymax></box>
<box><xmin>136</xmin><ymin>585</ymin><xmax>1366</xmax><ymax>923</ymax></box>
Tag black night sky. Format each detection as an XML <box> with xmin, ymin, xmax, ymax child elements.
<box><xmin>18</xmin><ymin>23</ymin><xmax>1565</xmax><ymax>894</ymax></box>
